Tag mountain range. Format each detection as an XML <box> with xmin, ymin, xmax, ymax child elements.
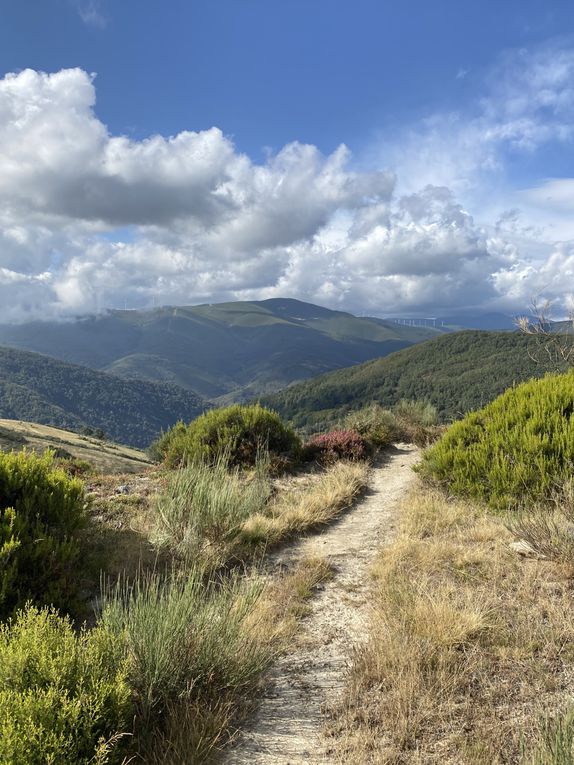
<box><xmin>0</xmin><ymin>298</ymin><xmax>454</xmax><ymax>402</ymax></box>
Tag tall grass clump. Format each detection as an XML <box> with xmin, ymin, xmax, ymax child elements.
<box><xmin>152</xmin><ymin>404</ymin><xmax>301</xmax><ymax>468</ymax></box>
<box><xmin>420</xmin><ymin>372</ymin><xmax>574</xmax><ymax>510</ymax></box>
<box><xmin>153</xmin><ymin>454</ymin><xmax>272</xmax><ymax>565</ymax></box>
<box><xmin>0</xmin><ymin>450</ymin><xmax>86</xmax><ymax>619</ymax></box>
<box><xmin>101</xmin><ymin>570</ymin><xmax>272</xmax><ymax>760</ymax></box>
<box><xmin>524</xmin><ymin>710</ymin><xmax>574</xmax><ymax>765</ymax></box>
<box><xmin>0</xmin><ymin>604</ymin><xmax>130</xmax><ymax>765</ymax></box>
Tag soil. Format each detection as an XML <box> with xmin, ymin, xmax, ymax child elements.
<box><xmin>224</xmin><ymin>444</ymin><xmax>420</xmax><ymax>764</ymax></box>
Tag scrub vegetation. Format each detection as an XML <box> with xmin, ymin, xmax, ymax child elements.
<box><xmin>0</xmin><ymin>403</ymin><xmax>372</xmax><ymax>763</ymax></box>
<box><xmin>330</xmin><ymin>371</ymin><xmax>574</xmax><ymax>764</ymax></box>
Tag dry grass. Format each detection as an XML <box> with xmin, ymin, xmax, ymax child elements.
<box><xmin>239</xmin><ymin>460</ymin><xmax>369</xmax><ymax>547</ymax></box>
<box><xmin>135</xmin><ymin>556</ymin><xmax>334</xmax><ymax>765</ymax></box>
<box><xmin>328</xmin><ymin>485</ymin><xmax>574</xmax><ymax>764</ymax></box>
<box><xmin>0</xmin><ymin>418</ymin><xmax>151</xmax><ymax>473</ymax></box>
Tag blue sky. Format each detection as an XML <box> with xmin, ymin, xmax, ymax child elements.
<box><xmin>3</xmin><ymin>0</ymin><xmax>572</xmax><ymax>159</ymax></box>
<box><xmin>1</xmin><ymin>0</ymin><xmax>574</xmax><ymax>319</ymax></box>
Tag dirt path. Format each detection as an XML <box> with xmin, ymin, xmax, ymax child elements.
<box><xmin>224</xmin><ymin>444</ymin><xmax>420</xmax><ymax>765</ymax></box>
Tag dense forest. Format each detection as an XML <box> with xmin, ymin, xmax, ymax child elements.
<box><xmin>262</xmin><ymin>331</ymin><xmax>554</xmax><ymax>432</ymax></box>
<box><xmin>0</xmin><ymin>347</ymin><xmax>205</xmax><ymax>447</ymax></box>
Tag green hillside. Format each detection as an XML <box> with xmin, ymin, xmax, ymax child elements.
<box><xmin>0</xmin><ymin>347</ymin><xmax>205</xmax><ymax>448</ymax></box>
<box><xmin>262</xmin><ymin>331</ymin><xmax>552</xmax><ymax>432</ymax></box>
<box><xmin>0</xmin><ymin>299</ymin><xmax>451</xmax><ymax>401</ymax></box>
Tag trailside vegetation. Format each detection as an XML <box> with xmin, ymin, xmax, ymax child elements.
<box><xmin>0</xmin><ymin>450</ymin><xmax>86</xmax><ymax>619</ymax></box>
<box><xmin>152</xmin><ymin>404</ymin><xmax>301</xmax><ymax>468</ymax></box>
<box><xmin>419</xmin><ymin>372</ymin><xmax>574</xmax><ymax>510</ymax></box>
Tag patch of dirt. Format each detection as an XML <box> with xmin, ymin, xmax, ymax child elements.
<box><xmin>224</xmin><ymin>444</ymin><xmax>420</xmax><ymax>764</ymax></box>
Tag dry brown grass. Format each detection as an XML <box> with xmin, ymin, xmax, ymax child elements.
<box><xmin>239</xmin><ymin>460</ymin><xmax>369</xmax><ymax>547</ymax></box>
<box><xmin>328</xmin><ymin>485</ymin><xmax>574</xmax><ymax>764</ymax></box>
<box><xmin>0</xmin><ymin>418</ymin><xmax>151</xmax><ymax>473</ymax></box>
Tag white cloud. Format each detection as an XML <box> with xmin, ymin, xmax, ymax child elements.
<box><xmin>1</xmin><ymin>51</ymin><xmax>574</xmax><ymax>322</ymax></box>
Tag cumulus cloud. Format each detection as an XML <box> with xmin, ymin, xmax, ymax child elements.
<box><xmin>0</xmin><ymin>53</ymin><xmax>573</xmax><ymax>322</ymax></box>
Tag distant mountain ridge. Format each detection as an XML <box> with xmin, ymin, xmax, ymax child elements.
<box><xmin>0</xmin><ymin>298</ymin><xmax>454</xmax><ymax>401</ymax></box>
<box><xmin>0</xmin><ymin>347</ymin><xmax>205</xmax><ymax>448</ymax></box>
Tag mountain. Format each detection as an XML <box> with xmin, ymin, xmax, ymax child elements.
<box><xmin>0</xmin><ymin>299</ymin><xmax>452</xmax><ymax>402</ymax></box>
<box><xmin>261</xmin><ymin>331</ymin><xmax>552</xmax><ymax>433</ymax></box>
<box><xmin>0</xmin><ymin>347</ymin><xmax>205</xmax><ymax>448</ymax></box>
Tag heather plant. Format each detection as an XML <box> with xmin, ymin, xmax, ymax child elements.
<box><xmin>303</xmin><ymin>429</ymin><xmax>369</xmax><ymax>463</ymax></box>
<box><xmin>0</xmin><ymin>604</ymin><xmax>130</xmax><ymax>765</ymax></box>
<box><xmin>420</xmin><ymin>372</ymin><xmax>574</xmax><ymax>510</ymax></box>
<box><xmin>0</xmin><ymin>450</ymin><xmax>86</xmax><ymax>619</ymax></box>
<box><xmin>152</xmin><ymin>404</ymin><xmax>301</xmax><ymax>468</ymax></box>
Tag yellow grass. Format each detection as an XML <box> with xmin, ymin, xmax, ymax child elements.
<box><xmin>0</xmin><ymin>418</ymin><xmax>151</xmax><ymax>473</ymax></box>
<box><xmin>239</xmin><ymin>460</ymin><xmax>369</xmax><ymax>547</ymax></box>
<box><xmin>329</xmin><ymin>485</ymin><xmax>574</xmax><ymax>764</ymax></box>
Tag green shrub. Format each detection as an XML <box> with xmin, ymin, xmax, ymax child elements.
<box><xmin>420</xmin><ymin>373</ymin><xmax>574</xmax><ymax>510</ymax></box>
<box><xmin>0</xmin><ymin>604</ymin><xmax>130</xmax><ymax>765</ymax></box>
<box><xmin>147</xmin><ymin>420</ymin><xmax>187</xmax><ymax>463</ymax></box>
<box><xmin>394</xmin><ymin>399</ymin><xmax>438</xmax><ymax>427</ymax></box>
<box><xmin>344</xmin><ymin>404</ymin><xmax>399</xmax><ymax>448</ymax></box>
<box><xmin>154</xmin><ymin>404</ymin><xmax>301</xmax><ymax>468</ymax></box>
<box><xmin>153</xmin><ymin>455</ymin><xmax>272</xmax><ymax>565</ymax></box>
<box><xmin>101</xmin><ymin>570</ymin><xmax>272</xmax><ymax>756</ymax></box>
<box><xmin>0</xmin><ymin>450</ymin><xmax>87</xmax><ymax>619</ymax></box>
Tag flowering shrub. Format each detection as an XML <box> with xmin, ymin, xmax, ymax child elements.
<box><xmin>303</xmin><ymin>429</ymin><xmax>368</xmax><ymax>463</ymax></box>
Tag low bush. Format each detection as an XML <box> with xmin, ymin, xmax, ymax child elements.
<box><xmin>343</xmin><ymin>404</ymin><xmax>399</xmax><ymax>449</ymax></box>
<box><xmin>147</xmin><ymin>420</ymin><xmax>187</xmax><ymax>463</ymax></box>
<box><xmin>395</xmin><ymin>399</ymin><xmax>438</xmax><ymax>427</ymax></box>
<box><xmin>393</xmin><ymin>399</ymin><xmax>441</xmax><ymax>446</ymax></box>
<box><xmin>0</xmin><ymin>450</ymin><xmax>86</xmax><ymax>619</ymax></box>
<box><xmin>153</xmin><ymin>455</ymin><xmax>272</xmax><ymax>566</ymax></box>
<box><xmin>101</xmin><ymin>570</ymin><xmax>272</xmax><ymax>759</ymax></box>
<box><xmin>420</xmin><ymin>372</ymin><xmax>574</xmax><ymax>510</ymax></box>
<box><xmin>152</xmin><ymin>405</ymin><xmax>301</xmax><ymax>468</ymax></box>
<box><xmin>0</xmin><ymin>604</ymin><xmax>130</xmax><ymax>765</ymax></box>
<box><xmin>302</xmin><ymin>429</ymin><xmax>368</xmax><ymax>463</ymax></box>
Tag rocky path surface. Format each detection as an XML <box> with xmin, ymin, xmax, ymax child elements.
<box><xmin>224</xmin><ymin>444</ymin><xmax>420</xmax><ymax>765</ymax></box>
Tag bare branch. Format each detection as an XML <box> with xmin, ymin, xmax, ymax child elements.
<box><xmin>515</xmin><ymin>297</ymin><xmax>574</xmax><ymax>369</ymax></box>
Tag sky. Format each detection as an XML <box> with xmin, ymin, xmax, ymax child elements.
<box><xmin>2</xmin><ymin>0</ymin><xmax>574</xmax><ymax>321</ymax></box>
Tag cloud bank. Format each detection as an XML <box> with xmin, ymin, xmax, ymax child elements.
<box><xmin>0</xmin><ymin>50</ymin><xmax>573</xmax><ymax>322</ymax></box>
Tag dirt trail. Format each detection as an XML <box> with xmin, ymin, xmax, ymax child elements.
<box><xmin>224</xmin><ymin>444</ymin><xmax>420</xmax><ymax>765</ymax></box>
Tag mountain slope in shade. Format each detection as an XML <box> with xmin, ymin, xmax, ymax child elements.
<box><xmin>261</xmin><ymin>331</ymin><xmax>550</xmax><ymax>432</ymax></box>
<box><xmin>0</xmin><ymin>299</ymin><xmax>452</xmax><ymax>401</ymax></box>
<box><xmin>0</xmin><ymin>347</ymin><xmax>206</xmax><ymax>448</ymax></box>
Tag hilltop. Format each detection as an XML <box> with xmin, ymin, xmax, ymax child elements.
<box><xmin>262</xmin><ymin>331</ymin><xmax>547</xmax><ymax>432</ymax></box>
<box><xmin>0</xmin><ymin>347</ymin><xmax>205</xmax><ymax>448</ymax></box>
<box><xmin>0</xmin><ymin>298</ymin><xmax>453</xmax><ymax>401</ymax></box>
<box><xmin>0</xmin><ymin>419</ymin><xmax>151</xmax><ymax>474</ymax></box>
